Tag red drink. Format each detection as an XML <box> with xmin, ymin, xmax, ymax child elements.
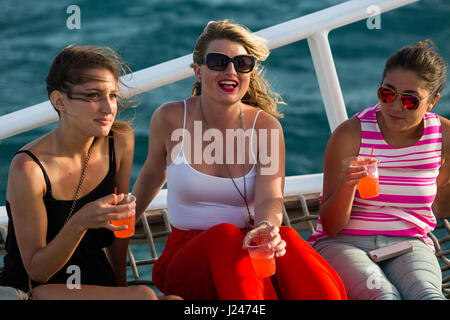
<box><xmin>357</xmin><ymin>176</ymin><xmax>379</xmax><ymax>199</ymax></box>
<box><xmin>246</xmin><ymin>231</ymin><xmax>276</xmax><ymax>278</ymax></box>
<box><xmin>249</xmin><ymin>251</ymin><xmax>276</xmax><ymax>278</ymax></box>
<box><xmin>110</xmin><ymin>194</ymin><xmax>136</xmax><ymax>238</ymax></box>
<box><xmin>111</xmin><ymin>214</ymin><xmax>135</xmax><ymax>238</ymax></box>
<box><xmin>356</xmin><ymin>161</ymin><xmax>379</xmax><ymax>199</ymax></box>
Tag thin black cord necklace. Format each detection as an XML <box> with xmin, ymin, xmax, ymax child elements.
<box><xmin>198</xmin><ymin>98</ymin><xmax>254</xmax><ymax>228</ymax></box>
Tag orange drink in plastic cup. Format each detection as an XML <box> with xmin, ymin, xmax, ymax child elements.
<box><xmin>245</xmin><ymin>231</ymin><xmax>276</xmax><ymax>278</ymax></box>
<box><xmin>110</xmin><ymin>194</ymin><xmax>136</xmax><ymax>238</ymax></box>
<box><xmin>357</xmin><ymin>161</ymin><xmax>379</xmax><ymax>199</ymax></box>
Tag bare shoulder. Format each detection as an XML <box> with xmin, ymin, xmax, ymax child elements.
<box><xmin>112</xmin><ymin>127</ymin><xmax>135</xmax><ymax>151</ymax></box>
<box><xmin>252</xmin><ymin>109</ymin><xmax>282</xmax><ymax>131</ymax></box>
<box><xmin>151</xmin><ymin>100</ymin><xmax>186</xmax><ymax>129</ymax></box>
<box><xmin>7</xmin><ymin>152</ymin><xmax>46</xmax><ymax>200</ymax></box>
<box><xmin>439</xmin><ymin>115</ymin><xmax>450</xmax><ymax>131</ymax></box>
<box><xmin>333</xmin><ymin>116</ymin><xmax>361</xmax><ymax>138</ymax></box>
<box><xmin>326</xmin><ymin>116</ymin><xmax>361</xmax><ymax>158</ymax></box>
<box><xmin>9</xmin><ymin>152</ymin><xmax>41</xmax><ymax>176</ymax></box>
<box><xmin>439</xmin><ymin>115</ymin><xmax>450</xmax><ymax>160</ymax></box>
<box><xmin>9</xmin><ymin>133</ymin><xmax>52</xmax><ymax>180</ymax></box>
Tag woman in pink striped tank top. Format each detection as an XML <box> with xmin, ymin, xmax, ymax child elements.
<box><xmin>309</xmin><ymin>41</ymin><xmax>449</xmax><ymax>300</ymax></box>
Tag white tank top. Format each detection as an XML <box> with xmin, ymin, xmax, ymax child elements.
<box><xmin>166</xmin><ymin>100</ymin><xmax>262</xmax><ymax>230</ymax></box>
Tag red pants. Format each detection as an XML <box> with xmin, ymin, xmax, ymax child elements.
<box><xmin>152</xmin><ymin>223</ymin><xmax>347</xmax><ymax>300</ymax></box>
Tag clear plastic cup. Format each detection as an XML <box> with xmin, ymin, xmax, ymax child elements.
<box><xmin>245</xmin><ymin>231</ymin><xmax>276</xmax><ymax>278</ymax></box>
<box><xmin>110</xmin><ymin>194</ymin><xmax>136</xmax><ymax>238</ymax></box>
<box><xmin>357</xmin><ymin>161</ymin><xmax>379</xmax><ymax>199</ymax></box>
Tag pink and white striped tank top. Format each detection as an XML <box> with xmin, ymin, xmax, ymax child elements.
<box><xmin>308</xmin><ymin>104</ymin><xmax>442</xmax><ymax>250</ymax></box>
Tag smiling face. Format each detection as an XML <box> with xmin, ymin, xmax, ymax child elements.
<box><xmin>194</xmin><ymin>39</ymin><xmax>251</xmax><ymax>105</ymax></box>
<box><xmin>55</xmin><ymin>68</ymin><xmax>118</xmax><ymax>137</ymax></box>
<box><xmin>378</xmin><ymin>67</ymin><xmax>437</xmax><ymax>135</ymax></box>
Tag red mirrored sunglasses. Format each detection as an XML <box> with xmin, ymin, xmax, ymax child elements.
<box><xmin>377</xmin><ymin>86</ymin><xmax>430</xmax><ymax>110</ymax></box>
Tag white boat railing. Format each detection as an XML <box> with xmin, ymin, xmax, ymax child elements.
<box><xmin>0</xmin><ymin>0</ymin><xmax>419</xmax><ymax>221</ymax></box>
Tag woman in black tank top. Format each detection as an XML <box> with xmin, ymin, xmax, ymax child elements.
<box><xmin>0</xmin><ymin>46</ymin><xmax>175</xmax><ymax>299</ymax></box>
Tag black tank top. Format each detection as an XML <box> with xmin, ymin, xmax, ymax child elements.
<box><xmin>0</xmin><ymin>135</ymin><xmax>117</xmax><ymax>292</ymax></box>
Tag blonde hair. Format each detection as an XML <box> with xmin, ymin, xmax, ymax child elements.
<box><xmin>191</xmin><ymin>20</ymin><xmax>285</xmax><ymax>118</ymax></box>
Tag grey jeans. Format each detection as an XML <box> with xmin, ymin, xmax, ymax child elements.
<box><xmin>0</xmin><ymin>286</ymin><xmax>29</xmax><ymax>300</ymax></box>
<box><xmin>313</xmin><ymin>234</ymin><xmax>446</xmax><ymax>300</ymax></box>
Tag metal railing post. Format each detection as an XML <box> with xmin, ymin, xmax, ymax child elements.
<box><xmin>308</xmin><ymin>31</ymin><xmax>348</xmax><ymax>132</ymax></box>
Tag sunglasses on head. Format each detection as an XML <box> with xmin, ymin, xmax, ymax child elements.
<box><xmin>377</xmin><ymin>86</ymin><xmax>430</xmax><ymax>110</ymax></box>
<box><xmin>198</xmin><ymin>53</ymin><xmax>256</xmax><ymax>73</ymax></box>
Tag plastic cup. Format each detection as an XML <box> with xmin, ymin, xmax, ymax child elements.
<box><xmin>245</xmin><ymin>231</ymin><xmax>276</xmax><ymax>278</ymax></box>
<box><xmin>110</xmin><ymin>194</ymin><xmax>136</xmax><ymax>238</ymax></box>
<box><xmin>357</xmin><ymin>161</ymin><xmax>379</xmax><ymax>199</ymax></box>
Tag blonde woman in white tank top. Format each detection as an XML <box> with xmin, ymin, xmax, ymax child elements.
<box><xmin>132</xmin><ymin>20</ymin><xmax>347</xmax><ymax>300</ymax></box>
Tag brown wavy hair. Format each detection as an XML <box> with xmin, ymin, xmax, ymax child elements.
<box><xmin>46</xmin><ymin>45</ymin><xmax>137</xmax><ymax>134</ymax></box>
<box><xmin>191</xmin><ymin>20</ymin><xmax>285</xmax><ymax>118</ymax></box>
<box><xmin>382</xmin><ymin>40</ymin><xmax>447</xmax><ymax>102</ymax></box>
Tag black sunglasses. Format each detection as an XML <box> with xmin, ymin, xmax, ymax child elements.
<box><xmin>198</xmin><ymin>53</ymin><xmax>256</xmax><ymax>73</ymax></box>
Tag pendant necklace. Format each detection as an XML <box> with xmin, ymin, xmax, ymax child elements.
<box><xmin>199</xmin><ymin>99</ymin><xmax>254</xmax><ymax>228</ymax></box>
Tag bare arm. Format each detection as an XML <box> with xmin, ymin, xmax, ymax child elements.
<box><xmin>319</xmin><ymin>117</ymin><xmax>368</xmax><ymax>236</ymax></box>
<box><xmin>6</xmin><ymin>154</ymin><xmax>86</xmax><ymax>283</ymax></box>
<box><xmin>253</xmin><ymin>113</ymin><xmax>285</xmax><ymax>227</ymax></box>
<box><xmin>432</xmin><ymin>116</ymin><xmax>450</xmax><ymax>218</ymax></box>
<box><xmin>241</xmin><ymin>113</ymin><xmax>286</xmax><ymax>257</ymax></box>
<box><xmin>106</xmin><ymin>130</ymin><xmax>135</xmax><ymax>286</ymax></box>
<box><xmin>132</xmin><ymin>105</ymin><xmax>171</xmax><ymax>221</ymax></box>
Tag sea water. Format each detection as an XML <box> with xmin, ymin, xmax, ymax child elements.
<box><xmin>0</xmin><ymin>0</ymin><xmax>449</xmax><ymax>287</ymax></box>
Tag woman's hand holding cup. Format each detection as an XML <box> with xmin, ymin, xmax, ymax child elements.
<box><xmin>242</xmin><ymin>223</ymin><xmax>286</xmax><ymax>258</ymax></box>
<box><xmin>74</xmin><ymin>193</ymin><xmax>135</xmax><ymax>232</ymax></box>
<box><xmin>341</xmin><ymin>156</ymin><xmax>376</xmax><ymax>186</ymax></box>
